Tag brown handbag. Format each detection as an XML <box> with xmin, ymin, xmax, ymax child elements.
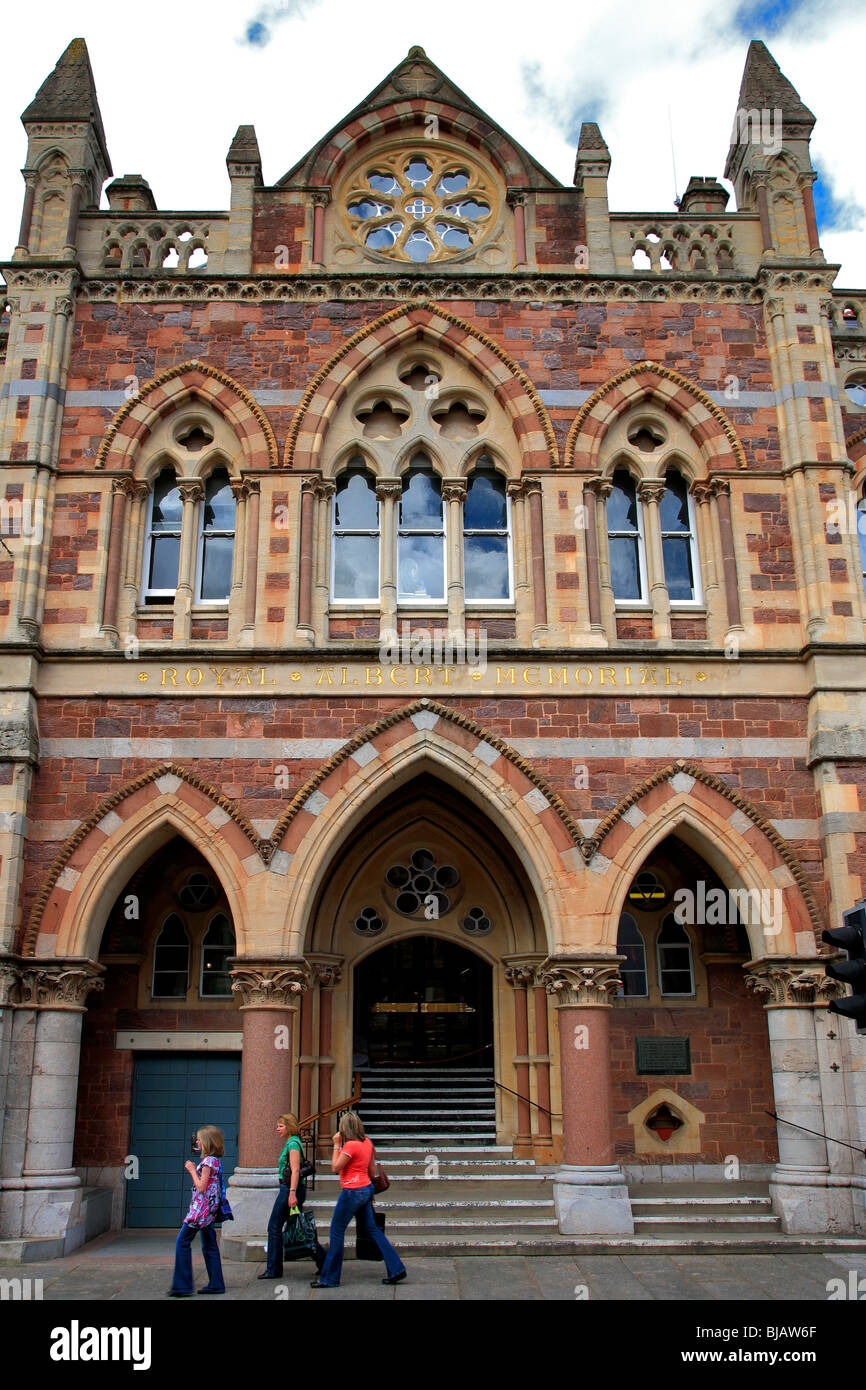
<box><xmin>372</xmin><ymin>1165</ymin><xmax>390</xmax><ymax>1194</ymax></box>
<box><xmin>371</xmin><ymin>1146</ymin><xmax>390</xmax><ymax>1193</ymax></box>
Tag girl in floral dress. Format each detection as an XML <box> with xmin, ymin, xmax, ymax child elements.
<box><xmin>167</xmin><ymin>1124</ymin><xmax>226</xmax><ymax>1297</ymax></box>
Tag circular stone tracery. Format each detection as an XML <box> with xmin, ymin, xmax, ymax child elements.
<box><xmin>343</xmin><ymin>148</ymin><xmax>496</xmax><ymax>263</ymax></box>
<box><xmin>385</xmin><ymin>848</ymin><xmax>459</xmax><ymax>916</ymax></box>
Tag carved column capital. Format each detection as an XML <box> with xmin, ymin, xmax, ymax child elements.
<box><xmin>177</xmin><ymin>479</ymin><xmax>205</xmax><ymax>504</ymax></box>
<box><xmin>0</xmin><ymin>958</ymin><xmax>20</xmax><ymax>1007</ymax></box>
<box><xmin>539</xmin><ymin>956</ymin><xmax>624</xmax><ymax>1007</ymax></box>
<box><xmin>229</xmin><ymin>478</ymin><xmax>249</xmax><ymax>502</ymax></box>
<box><xmin>229</xmin><ymin>958</ymin><xmax>312</xmax><ymax>1008</ymax></box>
<box><xmin>130</xmin><ymin>480</ymin><xmax>151</xmax><ymax>503</ymax></box>
<box><xmin>637</xmin><ymin>478</ymin><xmax>666</xmax><ymax>506</ymax></box>
<box><xmin>689</xmin><ymin>480</ymin><xmax>714</xmax><ymax>505</ymax></box>
<box><xmin>708</xmin><ymin>477</ymin><xmax>731</xmax><ymax>498</ymax></box>
<box><xmin>442</xmin><ymin>478</ymin><xmax>468</xmax><ymax>504</ymax></box>
<box><xmin>375</xmin><ymin>478</ymin><xmax>402</xmax><ymax>502</ymax></box>
<box><xmin>310</xmin><ymin>189</ymin><xmax>331</xmax><ymax>208</ymax></box>
<box><xmin>302</xmin><ymin>476</ymin><xmax>335</xmax><ymax>501</ymax></box>
<box><xmin>16</xmin><ymin>960</ymin><xmax>105</xmax><ymax>1011</ymax></box>
<box><xmin>307</xmin><ymin>954</ymin><xmax>345</xmax><ymax>989</ymax></box>
<box><xmin>504</xmin><ymin>964</ymin><xmax>537</xmax><ymax>988</ymax></box>
<box><xmin>584</xmin><ymin>476</ymin><xmax>613</xmax><ymax>501</ymax></box>
<box><xmin>506</xmin><ymin>189</ymin><xmax>528</xmax><ymax>208</ymax></box>
<box><xmin>744</xmin><ymin>957</ymin><xmax>844</xmax><ymax>1008</ymax></box>
<box><xmin>111</xmin><ymin>476</ymin><xmax>136</xmax><ymax>499</ymax></box>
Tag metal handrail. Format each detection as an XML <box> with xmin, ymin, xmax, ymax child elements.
<box><xmin>297</xmin><ymin>1073</ymin><xmax>362</xmax><ymax>1191</ymax></box>
<box><xmin>493</xmin><ymin>1077</ymin><xmax>560</xmax><ymax>1119</ymax></box>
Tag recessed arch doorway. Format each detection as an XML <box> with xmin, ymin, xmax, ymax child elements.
<box><xmin>301</xmin><ymin>774</ymin><xmax>555</xmax><ymax>1154</ymax></box>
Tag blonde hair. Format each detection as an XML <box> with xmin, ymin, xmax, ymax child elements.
<box><xmin>338</xmin><ymin>1110</ymin><xmax>366</xmax><ymax>1142</ymax></box>
<box><xmin>196</xmin><ymin>1125</ymin><xmax>225</xmax><ymax>1157</ymax></box>
<box><xmin>278</xmin><ymin>1113</ymin><xmax>300</xmax><ymax>1135</ymax></box>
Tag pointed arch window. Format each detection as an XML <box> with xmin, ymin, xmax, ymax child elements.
<box><xmin>657</xmin><ymin>914</ymin><xmax>695</xmax><ymax>997</ymax></box>
<box><xmin>199</xmin><ymin>913</ymin><xmax>236</xmax><ymax>997</ymax></box>
<box><xmin>616</xmin><ymin>913</ymin><xmax>648</xmax><ymax>997</ymax></box>
<box><xmin>463</xmin><ymin>463</ymin><xmax>512</xmax><ymax>602</ymax></box>
<box><xmin>660</xmin><ymin>469</ymin><xmax>701</xmax><ymax>604</ymax></box>
<box><xmin>143</xmin><ymin>468</ymin><xmax>182</xmax><ymax>603</ymax></box>
<box><xmin>398</xmin><ymin>455</ymin><xmax>445</xmax><ymax>603</ymax></box>
<box><xmin>332</xmin><ymin>464</ymin><xmax>380</xmax><ymax>602</ymax></box>
<box><xmin>152</xmin><ymin>914</ymin><xmax>190</xmax><ymax>997</ymax></box>
<box><xmin>607</xmin><ymin>469</ymin><xmax>647</xmax><ymax>602</ymax></box>
<box><xmin>196</xmin><ymin>468</ymin><xmax>236</xmax><ymax>603</ymax></box>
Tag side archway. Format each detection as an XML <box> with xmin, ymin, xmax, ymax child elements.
<box><xmin>23</xmin><ymin>764</ymin><xmax>263</xmax><ymax>960</ymax></box>
<box><xmin>95</xmin><ymin>360</ymin><xmax>278</xmax><ymax>471</ymax></box>
<box><xmin>585</xmin><ymin>761</ymin><xmax>822</xmax><ymax>957</ymax></box>
<box><xmin>565</xmin><ymin>361</ymin><xmax>747</xmax><ymax>472</ymax></box>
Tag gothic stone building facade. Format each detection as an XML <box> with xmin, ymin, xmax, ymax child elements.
<box><xmin>0</xmin><ymin>36</ymin><xmax>865</xmax><ymax>1258</ymax></box>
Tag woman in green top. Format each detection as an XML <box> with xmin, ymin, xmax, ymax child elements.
<box><xmin>258</xmin><ymin>1113</ymin><xmax>318</xmax><ymax>1279</ymax></box>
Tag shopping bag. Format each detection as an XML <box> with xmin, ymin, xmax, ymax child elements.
<box><xmin>283</xmin><ymin>1207</ymin><xmax>319</xmax><ymax>1262</ymax></box>
<box><xmin>355</xmin><ymin>1207</ymin><xmax>387</xmax><ymax>1262</ymax></box>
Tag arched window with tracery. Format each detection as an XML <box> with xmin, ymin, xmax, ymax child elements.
<box><xmin>607</xmin><ymin>469</ymin><xmax>646</xmax><ymax>603</ymax></box>
<box><xmin>616</xmin><ymin>913</ymin><xmax>648</xmax><ymax>997</ymax></box>
<box><xmin>398</xmin><ymin>455</ymin><xmax>445</xmax><ymax>604</ymax></box>
<box><xmin>660</xmin><ymin>468</ymin><xmax>701</xmax><ymax>604</ymax></box>
<box><xmin>331</xmin><ymin>464</ymin><xmax>380</xmax><ymax>602</ymax></box>
<box><xmin>152</xmin><ymin>914</ymin><xmax>190</xmax><ymax>997</ymax></box>
<box><xmin>143</xmin><ymin>467</ymin><xmax>182</xmax><ymax>603</ymax></box>
<box><xmin>196</xmin><ymin>467</ymin><xmax>236</xmax><ymax>603</ymax></box>
<box><xmin>463</xmin><ymin>463</ymin><xmax>511</xmax><ymax>603</ymax></box>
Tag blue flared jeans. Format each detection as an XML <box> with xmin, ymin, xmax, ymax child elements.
<box><xmin>317</xmin><ymin>1183</ymin><xmax>405</xmax><ymax>1286</ymax></box>
<box><xmin>169</xmin><ymin>1220</ymin><xmax>225</xmax><ymax>1294</ymax></box>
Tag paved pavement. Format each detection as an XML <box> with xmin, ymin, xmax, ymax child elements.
<box><xmin>3</xmin><ymin>1230</ymin><xmax>866</xmax><ymax>1300</ymax></box>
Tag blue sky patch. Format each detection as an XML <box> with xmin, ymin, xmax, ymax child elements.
<box><xmin>813</xmin><ymin>164</ymin><xmax>864</xmax><ymax>234</ymax></box>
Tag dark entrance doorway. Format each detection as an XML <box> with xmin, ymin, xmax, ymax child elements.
<box><xmin>354</xmin><ymin>936</ymin><xmax>493</xmax><ymax>1066</ymax></box>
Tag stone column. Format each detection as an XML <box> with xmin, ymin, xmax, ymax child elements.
<box><xmin>308</xmin><ymin>956</ymin><xmax>343</xmax><ymax>1157</ymax></box>
<box><xmin>506</xmin><ymin>479</ymin><xmax>532</xmax><ymax>643</ymax></box>
<box><xmin>242</xmin><ymin>479</ymin><xmax>261</xmax><ymax>637</ymax></box>
<box><xmin>798</xmin><ymin>173</ymin><xmax>821</xmax><ymax>255</ymax></box>
<box><xmin>228</xmin><ymin>478</ymin><xmax>248</xmax><ymax>643</ymax></box>
<box><xmin>754</xmin><ymin>176</ymin><xmax>773</xmax><ymax>252</ymax></box>
<box><xmin>118</xmin><ymin>481</ymin><xmax>150</xmax><ymax>639</ymax></box>
<box><xmin>376</xmin><ymin>478</ymin><xmax>401</xmax><ymax>640</ymax></box>
<box><xmin>297</xmin><ymin>478</ymin><xmax>317</xmax><ymax>642</ymax></box>
<box><xmin>525</xmin><ymin>479</ymin><xmax>548</xmax><ymax>638</ymax></box>
<box><xmin>745</xmin><ymin>959</ymin><xmax>856</xmax><ymax>1234</ymax></box>
<box><xmin>532</xmin><ymin>968</ymin><xmax>553</xmax><ymax>1151</ymax></box>
<box><xmin>442</xmin><ymin>479</ymin><xmax>467</xmax><ymax>640</ymax></box>
<box><xmin>63</xmin><ymin>171</ymin><xmax>87</xmax><ymax>255</ymax></box>
<box><xmin>101</xmin><ymin>478</ymin><xmax>133</xmax><ymax>641</ymax></box>
<box><xmin>637</xmin><ymin>478</ymin><xmax>670</xmax><ymax>641</ymax></box>
<box><xmin>508</xmin><ymin>191</ymin><xmax>527</xmax><ymax>267</ymax></box>
<box><xmin>311</xmin><ymin>192</ymin><xmax>329</xmax><ymax>267</ymax></box>
<box><xmin>584</xmin><ymin>478</ymin><xmax>612</xmax><ymax>638</ymax></box>
<box><xmin>710</xmin><ymin>479</ymin><xmax>743</xmax><ymax>633</ymax></box>
<box><xmin>0</xmin><ymin>960</ymin><xmax>104</xmax><ymax>1259</ymax></box>
<box><xmin>504</xmin><ymin>962</ymin><xmax>534</xmax><ymax>1147</ymax></box>
<box><xmin>310</xmin><ymin>478</ymin><xmax>336</xmax><ymax>640</ymax></box>
<box><xmin>173</xmin><ymin>478</ymin><xmax>204</xmax><ymax>641</ymax></box>
<box><xmin>15</xmin><ymin>171</ymin><xmax>38</xmax><ymax>256</ymax></box>
<box><xmin>540</xmin><ymin>956</ymin><xmax>634</xmax><ymax>1234</ymax></box>
<box><xmin>224</xmin><ymin>959</ymin><xmax>311</xmax><ymax>1254</ymax></box>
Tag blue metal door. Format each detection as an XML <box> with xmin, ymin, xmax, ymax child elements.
<box><xmin>126</xmin><ymin>1054</ymin><xmax>240</xmax><ymax>1228</ymax></box>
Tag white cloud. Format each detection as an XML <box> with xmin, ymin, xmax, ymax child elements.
<box><xmin>0</xmin><ymin>0</ymin><xmax>863</xmax><ymax>281</ymax></box>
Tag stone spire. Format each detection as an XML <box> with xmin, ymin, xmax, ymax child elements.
<box><xmin>733</xmin><ymin>39</ymin><xmax>815</xmax><ymax>136</ymax></box>
<box><xmin>227</xmin><ymin>125</ymin><xmax>262</xmax><ymax>171</ymax></box>
<box><xmin>22</xmin><ymin>37</ymin><xmax>111</xmax><ymax>173</ymax></box>
<box><xmin>574</xmin><ymin>122</ymin><xmax>611</xmax><ymax>183</ymax></box>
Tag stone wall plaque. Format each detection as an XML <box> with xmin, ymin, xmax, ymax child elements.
<box><xmin>635</xmin><ymin>1036</ymin><xmax>691</xmax><ymax>1075</ymax></box>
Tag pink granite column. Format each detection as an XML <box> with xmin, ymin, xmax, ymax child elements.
<box><xmin>16</xmin><ymin>173</ymin><xmax>37</xmax><ymax>255</ymax></box>
<box><xmin>525</xmin><ymin>479</ymin><xmax>548</xmax><ymax>629</ymax></box>
<box><xmin>712</xmin><ymin>479</ymin><xmax>741</xmax><ymax>629</ymax></box>
<box><xmin>298</xmin><ymin>479</ymin><xmax>316</xmax><ymax>634</ymax></box>
<box><xmin>541</xmin><ymin>957</ymin><xmax>634</xmax><ymax>1234</ymax></box>
<box><xmin>508</xmin><ymin>192</ymin><xmax>527</xmax><ymax>267</ymax></box>
<box><xmin>243</xmin><ymin>480</ymin><xmax>260</xmax><ymax>632</ymax></box>
<box><xmin>755</xmin><ymin>179</ymin><xmax>772</xmax><ymax>252</ymax></box>
<box><xmin>225</xmin><ymin>960</ymin><xmax>311</xmax><ymax>1252</ymax></box>
<box><xmin>800</xmin><ymin>176</ymin><xmax>820</xmax><ymax>254</ymax></box>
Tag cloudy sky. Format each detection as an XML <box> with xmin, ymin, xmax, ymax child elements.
<box><xmin>1</xmin><ymin>0</ymin><xmax>864</xmax><ymax>285</ymax></box>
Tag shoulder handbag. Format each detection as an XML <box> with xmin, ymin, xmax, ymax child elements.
<box><xmin>371</xmin><ymin>1148</ymin><xmax>390</xmax><ymax>1194</ymax></box>
<box><xmin>216</xmin><ymin>1161</ymin><xmax>233</xmax><ymax>1223</ymax></box>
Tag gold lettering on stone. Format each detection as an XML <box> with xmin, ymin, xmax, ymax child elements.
<box><xmin>210</xmin><ymin>667</ymin><xmax>228</xmax><ymax>686</ymax></box>
<box><xmin>185</xmin><ymin>667</ymin><xmax>203</xmax><ymax>687</ymax></box>
<box><xmin>366</xmin><ymin>667</ymin><xmax>382</xmax><ymax>685</ymax></box>
<box><xmin>161</xmin><ymin>668</ymin><xmax>178</xmax><ymax>687</ymax></box>
<box><xmin>523</xmin><ymin>667</ymin><xmax>541</xmax><ymax>685</ymax></box>
<box><xmin>497</xmin><ymin>668</ymin><xmax>516</xmax><ymax>684</ymax></box>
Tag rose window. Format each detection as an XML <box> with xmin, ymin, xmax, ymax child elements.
<box><xmin>344</xmin><ymin>150</ymin><xmax>495</xmax><ymax>263</ymax></box>
<box><xmin>385</xmin><ymin>849</ymin><xmax>460</xmax><ymax>916</ymax></box>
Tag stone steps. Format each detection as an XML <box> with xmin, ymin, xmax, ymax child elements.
<box><xmin>357</xmin><ymin>1067</ymin><xmax>497</xmax><ymax>1146</ymax></box>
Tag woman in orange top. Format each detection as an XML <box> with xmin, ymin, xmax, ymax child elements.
<box><xmin>310</xmin><ymin>1111</ymin><xmax>406</xmax><ymax>1288</ymax></box>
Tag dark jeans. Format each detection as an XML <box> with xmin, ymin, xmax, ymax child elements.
<box><xmin>169</xmin><ymin>1221</ymin><xmax>225</xmax><ymax>1294</ymax></box>
<box><xmin>317</xmin><ymin>1183</ymin><xmax>405</xmax><ymax>1287</ymax></box>
<box><xmin>265</xmin><ymin>1181</ymin><xmax>311</xmax><ymax>1276</ymax></box>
